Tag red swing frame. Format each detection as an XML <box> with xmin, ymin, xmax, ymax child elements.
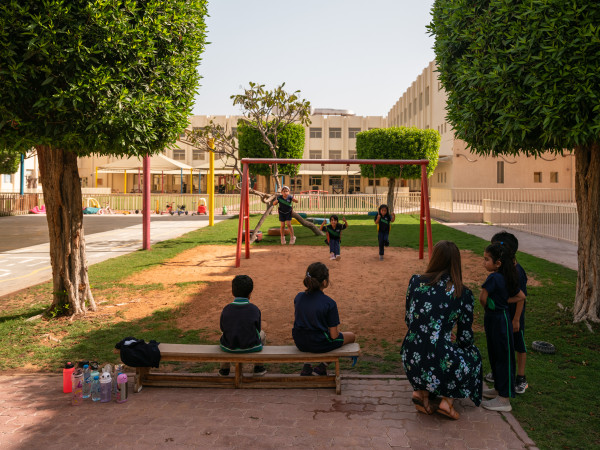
<box><xmin>235</xmin><ymin>158</ymin><xmax>433</xmax><ymax>267</ymax></box>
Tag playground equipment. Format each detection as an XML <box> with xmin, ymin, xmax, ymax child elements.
<box><xmin>29</xmin><ymin>205</ymin><xmax>46</xmax><ymax>214</ymax></box>
<box><xmin>193</xmin><ymin>198</ymin><xmax>207</xmax><ymax>215</ymax></box>
<box><xmin>235</xmin><ymin>158</ymin><xmax>433</xmax><ymax>268</ymax></box>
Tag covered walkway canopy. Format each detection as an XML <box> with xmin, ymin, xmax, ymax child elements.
<box><xmin>96</xmin><ymin>153</ymin><xmax>193</xmax><ymax>174</ymax></box>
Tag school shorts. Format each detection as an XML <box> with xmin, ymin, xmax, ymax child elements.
<box><xmin>511</xmin><ymin>302</ymin><xmax>526</xmax><ymax>353</ymax></box>
<box><xmin>279</xmin><ymin>211</ymin><xmax>292</xmax><ymax>222</ymax></box>
<box><xmin>292</xmin><ymin>328</ymin><xmax>344</xmax><ymax>353</ymax></box>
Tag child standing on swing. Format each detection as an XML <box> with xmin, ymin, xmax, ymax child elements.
<box><xmin>320</xmin><ymin>214</ymin><xmax>348</xmax><ymax>261</ymax></box>
<box><xmin>375</xmin><ymin>204</ymin><xmax>395</xmax><ymax>260</ymax></box>
<box><xmin>273</xmin><ymin>186</ymin><xmax>298</xmax><ymax>245</ymax></box>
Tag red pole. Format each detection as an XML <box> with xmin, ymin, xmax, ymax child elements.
<box><xmin>235</xmin><ymin>165</ymin><xmax>246</xmax><ymax>268</ymax></box>
<box><xmin>422</xmin><ymin>163</ymin><xmax>433</xmax><ymax>259</ymax></box>
<box><xmin>244</xmin><ymin>163</ymin><xmax>250</xmax><ymax>259</ymax></box>
<box><xmin>419</xmin><ymin>166</ymin><xmax>425</xmax><ymax>260</ymax></box>
<box><xmin>143</xmin><ymin>155</ymin><xmax>151</xmax><ymax>250</ymax></box>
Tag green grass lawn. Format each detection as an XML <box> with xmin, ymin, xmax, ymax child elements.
<box><xmin>0</xmin><ymin>214</ymin><xmax>597</xmax><ymax>448</ymax></box>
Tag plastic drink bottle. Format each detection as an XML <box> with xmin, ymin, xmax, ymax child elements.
<box><xmin>91</xmin><ymin>376</ymin><xmax>101</xmax><ymax>402</ymax></box>
<box><xmin>82</xmin><ymin>364</ymin><xmax>91</xmax><ymax>399</ymax></box>
<box><xmin>100</xmin><ymin>372</ymin><xmax>112</xmax><ymax>402</ymax></box>
<box><xmin>116</xmin><ymin>373</ymin><xmax>128</xmax><ymax>403</ymax></box>
<box><xmin>71</xmin><ymin>369</ymin><xmax>83</xmax><ymax>405</ymax></box>
<box><xmin>63</xmin><ymin>362</ymin><xmax>75</xmax><ymax>393</ymax></box>
<box><xmin>90</xmin><ymin>361</ymin><xmax>100</xmax><ymax>379</ymax></box>
<box><xmin>113</xmin><ymin>364</ymin><xmax>123</xmax><ymax>395</ymax></box>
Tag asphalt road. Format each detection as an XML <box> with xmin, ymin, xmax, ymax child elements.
<box><xmin>0</xmin><ymin>214</ymin><xmax>211</xmax><ymax>252</ymax></box>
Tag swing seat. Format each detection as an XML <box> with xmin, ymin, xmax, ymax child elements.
<box><xmin>267</xmin><ymin>227</ymin><xmax>290</xmax><ymax>236</ymax></box>
<box><xmin>367</xmin><ymin>211</ymin><xmax>378</xmax><ymax>216</ymax></box>
<box><xmin>298</xmin><ymin>212</ymin><xmax>307</xmax><ymax>218</ymax></box>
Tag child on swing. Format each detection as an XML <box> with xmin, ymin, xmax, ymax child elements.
<box><xmin>273</xmin><ymin>186</ymin><xmax>298</xmax><ymax>245</ymax></box>
<box><xmin>320</xmin><ymin>214</ymin><xmax>348</xmax><ymax>261</ymax></box>
<box><xmin>374</xmin><ymin>204</ymin><xmax>395</xmax><ymax>260</ymax></box>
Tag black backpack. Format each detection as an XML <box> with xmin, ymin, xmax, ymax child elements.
<box><xmin>115</xmin><ymin>337</ymin><xmax>161</xmax><ymax>368</ymax></box>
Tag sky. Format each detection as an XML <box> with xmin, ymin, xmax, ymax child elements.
<box><xmin>192</xmin><ymin>0</ymin><xmax>437</xmax><ymax>118</ymax></box>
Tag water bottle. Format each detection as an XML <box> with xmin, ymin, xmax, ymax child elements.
<box><xmin>116</xmin><ymin>373</ymin><xmax>128</xmax><ymax>403</ymax></box>
<box><xmin>90</xmin><ymin>361</ymin><xmax>100</xmax><ymax>384</ymax></box>
<box><xmin>91</xmin><ymin>375</ymin><xmax>101</xmax><ymax>402</ymax></box>
<box><xmin>63</xmin><ymin>362</ymin><xmax>75</xmax><ymax>393</ymax></box>
<box><xmin>113</xmin><ymin>364</ymin><xmax>123</xmax><ymax>396</ymax></box>
<box><xmin>82</xmin><ymin>364</ymin><xmax>91</xmax><ymax>399</ymax></box>
<box><xmin>100</xmin><ymin>372</ymin><xmax>112</xmax><ymax>403</ymax></box>
<box><xmin>71</xmin><ymin>369</ymin><xmax>83</xmax><ymax>406</ymax></box>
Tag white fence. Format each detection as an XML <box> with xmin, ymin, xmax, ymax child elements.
<box><xmin>482</xmin><ymin>199</ymin><xmax>578</xmax><ymax>244</ymax></box>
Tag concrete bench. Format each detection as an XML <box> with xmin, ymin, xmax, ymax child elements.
<box><xmin>134</xmin><ymin>343</ymin><xmax>360</xmax><ymax>394</ymax></box>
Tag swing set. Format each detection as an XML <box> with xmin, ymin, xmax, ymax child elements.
<box><xmin>235</xmin><ymin>158</ymin><xmax>433</xmax><ymax>268</ymax></box>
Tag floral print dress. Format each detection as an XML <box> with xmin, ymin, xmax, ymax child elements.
<box><xmin>401</xmin><ymin>274</ymin><xmax>483</xmax><ymax>406</ymax></box>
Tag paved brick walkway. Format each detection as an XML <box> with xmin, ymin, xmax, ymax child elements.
<box><xmin>0</xmin><ymin>375</ymin><xmax>537</xmax><ymax>449</ymax></box>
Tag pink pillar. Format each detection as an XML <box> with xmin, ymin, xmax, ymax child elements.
<box><xmin>244</xmin><ymin>163</ymin><xmax>250</xmax><ymax>259</ymax></box>
<box><xmin>143</xmin><ymin>155</ymin><xmax>151</xmax><ymax>250</ymax></box>
<box><xmin>419</xmin><ymin>172</ymin><xmax>425</xmax><ymax>260</ymax></box>
<box><xmin>422</xmin><ymin>163</ymin><xmax>433</xmax><ymax>259</ymax></box>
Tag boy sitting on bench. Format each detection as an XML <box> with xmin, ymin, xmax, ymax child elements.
<box><xmin>219</xmin><ymin>275</ymin><xmax>267</xmax><ymax>376</ymax></box>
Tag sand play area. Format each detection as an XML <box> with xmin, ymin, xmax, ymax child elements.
<box><xmin>122</xmin><ymin>245</ymin><xmax>491</xmax><ymax>345</ymax></box>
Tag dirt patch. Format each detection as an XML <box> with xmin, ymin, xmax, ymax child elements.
<box><xmin>123</xmin><ymin>245</ymin><xmax>491</xmax><ymax>346</ymax></box>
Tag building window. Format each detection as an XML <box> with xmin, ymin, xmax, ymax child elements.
<box><xmin>413</xmin><ymin>99</ymin><xmax>417</xmax><ymax>115</ymax></box>
<box><xmin>348</xmin><ymin>150</ymin><xmax>357</xmax><ymax>159</ymax></box>
<box><xmin>2</xmin><ymin>174</ymin><xmax>11</xmax><ymax>183</ymax></box>
<box><xmin>425</xmin><ymin>86</ymin><xmax>430</xmax><ymax>106</ymax></box>
<box><xmin>534</xmin><ymin>172</ymin><xmax>542</xmax><ymax>183</ymax></box>
<box><xmin>329</xmin><ymin>175</ymin><xmax>342</xmax><ymax>187</ymax></box>
<box><xmin>309</xmin><ymin>150</ymin><xmax>322</xmax><ymax>159</ymax></box>
<box><xmin>309</xmin><ymin>175</ymin><xmax>322</xmax><ymax>188</ymax></box>
<box><xmin>309</xmin><ymin>127</ymin><xmax>322</xmax><ymax>138</ymax></box>
<box><xmin>408</xmin><ymin>104</ymin><xmax>411</xmax><ymax>117</ymax></box>
<box><xmin>231</xmin><ymin>127</ymin><xmax>238</xmax><ymax>138</ymax></box>
<box><xmin>193</xmin><ymin>149</ymin><xmax>205</xmax><ymax>160</ymax></box>
<box><xmin>290</xmin><ymin>176</ymin><xmax>302</xmax><ymax>191</ymax></box>
<box><xmin>348</xmin><ymin>175</ymin><xmax>361</xmax><ymax>193</ymax></box>
<box><xmin>497</xmin><ymin>161</ymin><xmax>504</xmax><ymax>184</ymax></box>
<box><xmin>173</xmin><ymin>149</ymin><xmax>186</xmax><ymax>161</ymax></box>
<box><xmin>419</xmin><ymin>93</ymin><xmax>423</xmax><ymax>111</ymax></box>
<box><xmin>348</xmin><ymin>128</ymin><xmax>361</xmax><ymax>138</ymax></box>
<box><xmin>329</xmin><ymin>127</ymin><xmax>341</xmax><ymax>139</ymax></box>
<box><xmin>368</xmin><ymin>179</ymin><xmax>381</xmax><ymax>186</ymax></box>
<box><xmin>550</xmin><ymin>172</ymin><xmax>559</xmax><ymax>183</ymax></box>
<box><xmin>329</xmin><ymin>150</ymin><xmax>341</xmax><ymax>160</ymax></box>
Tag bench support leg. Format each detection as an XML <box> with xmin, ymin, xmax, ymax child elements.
<box><xmin>234</xmin><ymin>363</ymin><xmax>242</xmax><ymax>389</ymax></box>
<box><xmin>135</xmin><ymin>367</ymin><xmax>149</xmax><ymax>393</ymax></box>
<box><xmin>335</xmin><ymin>360</ymin><xmax>341</xmax><ymax>395</ymax></box>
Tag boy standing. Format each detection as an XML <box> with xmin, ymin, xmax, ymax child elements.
<box><xmin>219</xmin><ymin>275</ymin><xmax>267</xmax><ymax>376</ymax></box>
<box><xmin>273</xmin><ymin>186</ymin><xmax>299</xmax><ymax>245</ymax></box>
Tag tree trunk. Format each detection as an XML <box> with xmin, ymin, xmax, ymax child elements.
<box><xmin>250</xmin><ymin>203</ymin><xmax>275</xmax><ymax>243</ymax></box>
<box><xmin>386</xmin><ymin>177</ymin><xmax>396</xmax><ymax>212</ymax></box>
<box><xmin>573</xmin><ymin>143</ymin><xmax>600</xmax><ymax>323</ymax></box>
<box><xmin>37</xmin><ymin>145</ymin><xmax>96</xmax><ymax>317</ymax></box>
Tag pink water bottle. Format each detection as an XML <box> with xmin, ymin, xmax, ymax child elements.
<box><xmin>63</xmin><ymin>362</ymin><xmax>75</xmax><ymax>393</ymax></box>
<box><xmin>116</xmin><ymin>373</ymin><xmax>128</xmax><ymax>403</ymax></box>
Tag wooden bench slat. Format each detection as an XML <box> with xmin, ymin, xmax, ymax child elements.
<box><xmin>158</xmin><ymin>343</ymin><xmax>360</xmax><ymax>359</ymax></box>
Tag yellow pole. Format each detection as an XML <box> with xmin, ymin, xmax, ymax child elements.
<box><xmin>95</xmin><ymin>167</ymin><xmax>98</xmax><ymax>188</ymax></box>
<box><xmin>208</xmin><ymin>138</ymin><xmax>215</xmax><ymax>226</ymax></box>
<box><xmin>189</xmin><ymin>168</ymin><xmax>193</xmax><ymax>194</ymax></box>
<box><xmin>124</xmin><ymin>170</ymin><xmax>127</xmax><ymax>194</ymax></box>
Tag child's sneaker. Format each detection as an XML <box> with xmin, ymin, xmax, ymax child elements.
<box><xmin>281</xmin><ymin>236</ymin><xmax>286</xmax><ymax>245</ymax></box>
<box><xmin>330</xmin><ymin>254</ymin><xmax>336</xmax><ymax>260</ymax></box>
<box><xmin>384</xmin><ymin>240</ymin><xmax>390</xmax><ymax>247</ymax></box>
<box><xmin>379</xmin><ymin>255</ymin><xmax>384</xmax><ymax>261</ymax></box>
<box><xmin>313</xmin><ymin>363</ymin><xmax>328</xmax><ymax>376</ymax></box>
<box><xmin>290</xmin><ymin>236</ymin><xmax>296</xmax><ymax>245</ymax></box>
<box><xmin>253</xmin><ymin>365</ymin><xmax>267</xmax><ymax>376</ymax></box>
<box><xmin>481</xmin><ymin>396</ymin><xmax>512</xmax><ymax>412</ymax></box>
<box><xmin>483</xmin><ymin>388</ymin><xmax>498</xmax><ymax>399</ymax></box>
<box><xmin>335</xmin><ymin>255</ymin><xmax>341</xmax><ymax>261</ymax></box>
<box><xmin>300</xmin><ymin>364</ymin><xmax>313</xmax><ymax>376</ymax></box>
<box><xmin>484</xmin><ymin>372</ymin><xmax>495</xmax><ymax>383</ymax></box>
<box><xmin>218</xmin><ymin>368</ymin><xmax>230</xmax><ymax>377</ymax></box>
<box><xmin>515</xmin><ymin>376</ymin><xmax>528</xmax><ymax>394</ymax></box>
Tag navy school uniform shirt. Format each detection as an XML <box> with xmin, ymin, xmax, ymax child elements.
<box><xmin>482</xmin><ymin>272</ymin><xmax>520</xmax><ymax>313</ymax></box>
<box><xmin>376</xmin><ymin>213</ymin><xmax>392</xmax><ymax>234</ymax></box>
<box><xmin>219</xmin><ymin>298</ymin><xmax>262</xmax><ymax>352</ymax></box>
<box><xmin>293</xmin><ymin>290</ymin><xmax>340</xmax><ymax>334</ymax></box>
<box><xmin>277</xmin><ymin>195</ymin><xmax>294</xmax><ymax>214</ymax></box>
<box><xmin>325</xmin><ymin>223</ymin><xmax>347</xmax><ymax>241</ymax></box>
<box><xmin>509</xmin><ymin>263</ymin><xmax>528</xmax><ymax>318</ymax></box>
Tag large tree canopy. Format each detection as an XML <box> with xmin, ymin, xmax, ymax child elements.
<box><xmin>0</xmin><ymin>149</ymin><xmax>20</xmax><ymax>174</ymax></box>
<box><xmin>430</xmin><ymin>0</ymin><xmax>600</xmax><ymax>323</ymax></box>
<box><xmin>356</xmin><ymin>127</ymin><xmax>440</xmax><ymax>205</ymax></box>
<box><xmin>0</xmin><ymin>0</ymin><xmax>207</xmax><ymax>316</ymax></box>
<box><xmin>237</xmin><ymin>121</ymin><xmax>305</xmax><ymax>178</ymax></box>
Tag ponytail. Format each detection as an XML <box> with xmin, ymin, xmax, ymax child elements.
<box><xmin>485</xmin><ymin>243</ymin><xmax>519</xmax><ymax>295</ymax></box>
<box><xmin>303</xmin><ymin>262</ymin><xmax>330</xmax><ymax>293</ymax></box>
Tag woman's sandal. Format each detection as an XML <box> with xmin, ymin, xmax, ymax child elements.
<box><xmin>411</xmin><ymin>392</ymin><xmax>433</xmax><ymax>415</ymax></box>
<box><xmin>436</xmin><ymin>398</ymin><xmax>460</xmax><ymax>420</ymax></box>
